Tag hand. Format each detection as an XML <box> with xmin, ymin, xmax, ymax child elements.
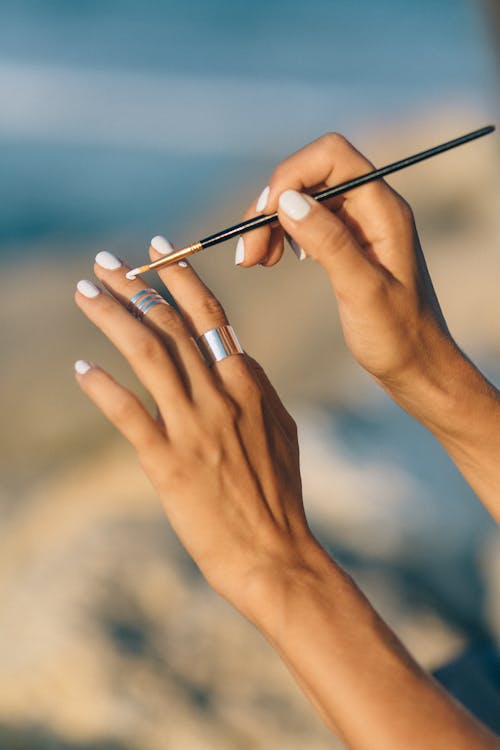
<box><xmin>238</xmin><ymin>133</ymin><xmax>500</xmax><ymax>522</ymax></box>
<box><xmin>73</xmin><ymin>250</ymin><xmax>500</xmax><ymax>750</ymax></box>
<box><xmin>238</xmin><ymin>132</ymin><xmax>456</xmax><ymax>397</ymax></box>
<box><xmin>74</xmin><ymin>247</ymin><xmax>314</xmax><ymax>618</ymax></box>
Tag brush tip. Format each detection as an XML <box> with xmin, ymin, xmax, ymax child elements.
<box><xmin>126</xmin><ymin>268</ymin><xmax>140</xmax><ymax>280</ymax></box>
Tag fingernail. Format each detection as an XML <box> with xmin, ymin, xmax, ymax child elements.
<box><xmin>285</xmin><ymin>234</ymin><xmax>307</xmax><ymax>261</ymax></box>
<box><xmin>235</xmin><ymin>236</ymin><xmax>245</xmax><ymax>265</ymax></box>
<box><xmin>74</xmin><ymin>359</ymin><xmax>92</xmax><ymax>374</ymax></box>
<box><xmin>151</xmin><ymin>235</ymin><xmax>175</xmax><ymax>255</ymax></box>
<box><xmin>279</xmin><ymin>190</ymin><xmax>311</xmax><ymax>221</ymax></box>
<box><xmin>178</xmin><ymin>260</ymin><xmax>189</xmax><ymax>268</ymax></box>
<box><xmin>95</xmin><ymin>250</ymin><xmax>122</xmax><ymax>270</ymax></box>
<box><xmin>256</xmin><ymin>185</ymin><xmax>270</xmax><ymax>213</ymax></box>
<box><xmin>77</xmin><ymin>279</ymin><xmax>100</xmax><ymax>298</ymax></box>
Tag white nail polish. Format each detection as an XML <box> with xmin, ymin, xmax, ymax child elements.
<box><xmin>77</xmin><ymin>279</ymin><xmax>100</xmax><ymax>298</ymax></box>
<box><xmin>256</xmin><ymin>185</ymin><xmax>270</xmax><ymax>212</ymax></box>
<box><xmin>235</xmin><ymin>236</ymin><xmax>245</xmax><ymax>265</ymax></box>
<box><xmin>286</xmin><ymin>235</ymin><xmax>307</xmax><ymax>261</ymax></box>
<box><xmin>151</xmin><ymin>235</ymin><xmax>175</xmax><ymax>255</ymax></box>
<box><xmin>74</xmin><ymin>359</ymin><xmax>92</xmax><ymax>374</ymax></box>
<box><xmin>178</xmin><ymin>260</ymin><xmax>189</xmax><ymax>268</ymax></box>
<box><xmin>279</xmin><ymin>190</ymin><xmax>311</xmax><ymax>221</ymax></box>
<box><xmin>95</xmin><ymin>250</ymin><xmax>122</xmax><ymax>270</ymax></box>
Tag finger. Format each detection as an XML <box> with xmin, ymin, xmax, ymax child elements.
<box><xmin>235</xmin><ymin>185</ymin><xmax>278</xmax><ymax>267</ymax></box>
<box><xmin>260</xmin><ymin>227</ymin><xmax>285</xmax><ymax>267</ymax></box>
<box><xmin>148</xmin><ymin>238</ymin><xmax>256</xmax><ymax>396</ymax></box>
<box><xmin>93</xmin><ymin>250</ymin><xmax>213</xmax><ymax>398</ymax></box>
<box><xmin>235</xmin><ymin>226</ymin><xmax>272</xmax><ymax>267</ymax></box>
<box><xmin>74</xmin><ymin>360</ymin><xmax>167</xmax><ymax>461</ymax></box>
<box><xmin>238</xmin><ymin>135</ymin><xmax>370</xmax><ymax>269</ymax></box>
<box><xmin>250</xmin><ymin>133</ymin><xmax>409</xmax><ymax>272</ymax></box>
<box><xmin>246</xmin><ymin>356</ymin><xmax>297</xmax><ymax>442</ymax></box>
<box><xmin>277</xmin><ymin>190</ymin><xmax>383</xmax><ymax>300</ymax></box>
<box><xmin>266</xmin><ymin>132</ymin><xmax>381</xmax><ymax>210</ymax></box>
<box><xmin>74</xmin><ymin>278</ymin><xmax>191</xmax><ymax>421</ymax></box>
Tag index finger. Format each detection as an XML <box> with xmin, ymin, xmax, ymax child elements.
<box><xmin>148</xmin><ymin>239</ymin><xmax>257</xmax><ymax>400</ymax></box>
<box><xmin>242</xmin><ymin>133</ymin><xmax>404</xmax><ymax>266</ymax></box>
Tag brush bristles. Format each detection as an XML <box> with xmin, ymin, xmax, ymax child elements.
<box><xmin>126</xmin><ymin>266</ymin><xmax>148</xmax><ymax>280</ymax></box>
<box><xmin>125</xmin><ymin>242</ymin><xmax>203</xmax><ymax>279</ymax></box>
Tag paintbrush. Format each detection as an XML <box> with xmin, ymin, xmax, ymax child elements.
<box><xmin>126</xmin><ymin>124</ymin><xmax>495</xmax><ymax>280</ymax></box>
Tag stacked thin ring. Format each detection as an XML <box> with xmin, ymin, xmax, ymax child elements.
<box><xmin>197</xmin><ymin>325</ymin><xmax>243</xmax><ymax>365</ymax></box>
<box><xmin>127</xmin><ymin>288</ymin><xmax>169</xmax><ymax>320</ymax></box>
<box><xmin>127</xmin><ymin>289</ymin><xmax>243</xmax><ymax>365</ymax></box>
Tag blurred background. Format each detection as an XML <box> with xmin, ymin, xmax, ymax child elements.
<box><xmin>0</xmin><ymin>1</ymin><xmax>499</xmax><ymax>748</ymax></box>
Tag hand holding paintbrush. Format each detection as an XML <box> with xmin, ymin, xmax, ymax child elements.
<box><xmin>127</xmin><ymin>125</ymin><xmax>494</xmax><ymax>278</ymax></box>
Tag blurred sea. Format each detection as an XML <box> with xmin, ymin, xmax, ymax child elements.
<box><xmin>0</xmin><ymin>0</ymin><xmax>496</xmax><ymax>254</ymax></box>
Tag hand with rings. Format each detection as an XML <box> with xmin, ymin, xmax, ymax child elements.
<box><xmin>74</xmin><ymin>244</ymin><xmax>312</xmax><ymax>620</ymax></box>
<box><xmin>74</xmin><ymin>235</ymin><xmax>500</xmax><ymax>749</ymax></box>
<box><xmin>237</xmin><ymin>133</ymin><xmax>500</xmax><ymax>520</ymax></box>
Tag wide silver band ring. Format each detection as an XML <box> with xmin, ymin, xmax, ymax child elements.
<box><xmin>127</xmin><ymin>288</ymin><xmax>169</xmax><ymax>321</ymax></box>
<box><xmin>197</xmin><ymin>325</ymin><xmax>243</xmax><ymax>365</ymax></box>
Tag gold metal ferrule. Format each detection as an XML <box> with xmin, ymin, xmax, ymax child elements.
<box><xmin>147</xmin><ymin>241</ymin><xmax>203</xmax><ymax>271</ymax></box>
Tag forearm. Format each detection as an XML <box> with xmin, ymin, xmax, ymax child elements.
<box><xmin>385</xmin><ymin>335</ymin><xmax>500</xmax><ymax>522</ymax></box>
<box><xmin>247</xmin><ymin>540</ymin><xmax>499</xmax><ymax>750</ymax></box>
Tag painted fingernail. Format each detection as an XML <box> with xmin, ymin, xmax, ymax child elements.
<box><xmin>178</xmin><ymin>260</ymin><xmax>189</xmax><ymax>268</ymax></box>
<box><xmin>285</xmin><ymin>234</ymin><xmax>307</xmax><ymax>261</ymax></box>
<box><xmin>235</xmin><ymin>236</ymin><xmax>245</xmax><ymax>265</ymax></box>
<box><xmin>95</xmin><ymin>250</ymin><xmax>122</xmax><ymax>270</ymax></box>
<box><xmin>151</xmin><ymin>235</ymin><xmax>175</xmax><ymax>255</ymax></box>
<box><xmin>256</xmin><ymin>185</ymin><xmax>270</xmax><ymax>212</ymax></box>
<box><xmin>77</xmin><ymin>279</ymin><xmax>100</xmax><ymax>298</ymax></box>
<box><xmin>279</xmin><ymin>189</ymin><xmax>311</xmax><ymax>221</ymax></box>
<box><xmin>74</xmin><ymin>359</ymin><xmax>92</xmax><ymax>374</ymax></box>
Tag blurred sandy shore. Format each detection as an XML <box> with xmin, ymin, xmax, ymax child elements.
<box><xmin>0</xmin><ymin>113</ymin><xmax>499</xmax><ymax>748</ymax></box>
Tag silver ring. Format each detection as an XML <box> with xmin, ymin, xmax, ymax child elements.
<box><xmin>197</xmin><ymin>325</ymin><xmax>243</xmax><ymax>365</ymax></box>
<box><xmin>127</xmin><ymin>288</ymin><xmax>169</xmax><ymax>321</ymax></box>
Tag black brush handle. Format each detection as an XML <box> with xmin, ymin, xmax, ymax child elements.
<box><xmin>199</xmin><ymin>125</ymin><xmax>495</xmax><ymax>250</ymax></box>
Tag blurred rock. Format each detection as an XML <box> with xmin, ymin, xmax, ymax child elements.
<box><xmin>0</xmin><ymin>444</ymin><xmax>339</xmax><ymax>749</ymax></box>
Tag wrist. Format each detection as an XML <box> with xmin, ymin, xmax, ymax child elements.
<box><xmin>382</xmin><ymin>331</ymin><xmax>499</xmax><ymax>450</ymax></box>
<box><xmin>238</xmin><ymin>534</ymin><xmax>345</xmax><ymax>638</ymax></box>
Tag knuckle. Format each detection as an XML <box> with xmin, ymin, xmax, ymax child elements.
<box><xmin>200</xmin><ymin>440</ymin><xmax>225</xmax><ymax>471</ymax></box>
<box><xmin>270</xmin><ymin>161</ymin><xmax>289</xmax><ymax>185</ymax></box>
<box><xmin>397</xmin><ymin>195</ymin><xmax>414</xmax><ymax>223</ymax></box>
<box><xmin>321</xmin><ymin>131</ymin><xmax>348</xmax><ymax>150</ymax></box>
<box><xmin>382</xmin><ymin>190</ymin><xmax>415</xmax><ymax>238</ymax></box>
<box><xmin>109</xmin><ymin>391</ymin><xmax>139</xmax><ymax>426</ymax></box>
<box><xmin>211</xmin><ymin>389</ymin><xmax>240</xmax><ymax>422</ymax></box>
<box><xmin>363</xmin><ymin>272</ymin><xmax>391</xmax><ymax>303</ymax></box>
<box><xmin>195</xmin><ymin>294</ymin><xmax>226</xmax><ymax>323</ymax></box>
<box><xmin>158</xmin><ymin>308</ymin><xmax>185</xmax><ymax>336</ymax></box>
<box><xmin>238</xmin><ymin>375</ymin><xmax>258</xmax><ymax>398</ymax></box>
<box><xmin>235</xmin><ymin>377</ymin><xmax>263</xmax><ymax>413</ymax></box>
<box><xmin>245</xmin><ymin>377</ymin><xmax>262</xmax><ymax>402</ymax></box>
<box><xmin>149</xmin><ymin>304</ymin><xmax>182</xmax><ymax>331</ymax></box>
<box><xmin>157</xmin><ymin>456</ymin><xmax>186</xmax><ymax>490</ymax></box>
<box><xmin>130</xmin><ymin>333</ymin><xmax>165</xmax><ymax>364</ymax></box>
<box><xmin>320</xmin><ymin>218</ymin><xmax>352</xmax><ymax>254</ymax></box>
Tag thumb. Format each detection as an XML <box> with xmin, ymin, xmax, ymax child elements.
<box><xmin>277</xmin><ymin>189</ymin><xmax>378</xmax><ymax>298</ymax></box>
